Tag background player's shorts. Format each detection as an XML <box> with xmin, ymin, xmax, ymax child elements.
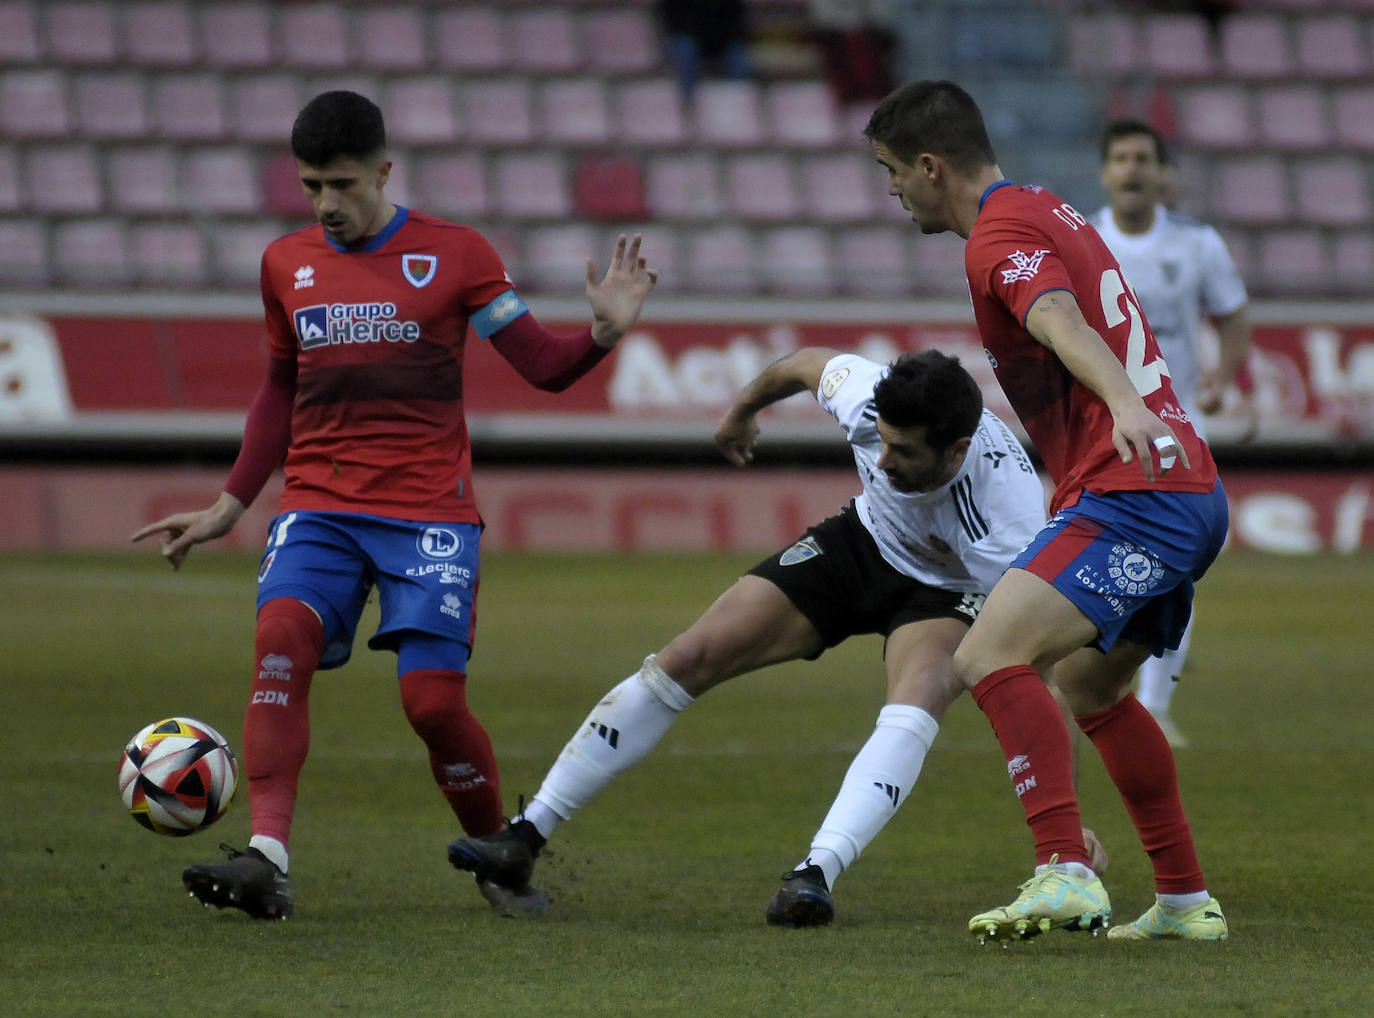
<box><xmin>255</xmin><ymin>510</ymin><xmax>480</xmax><ymax>671</ymax></box>
<box><xmin>748</xmin><ymin>503</ymin><xmax>984</xmax><ymax>655</ymax></box>
<box><xmin>1013</xmin><ymin>483</ymin><xmax>1229</xmax><ymax>656</ymax></box>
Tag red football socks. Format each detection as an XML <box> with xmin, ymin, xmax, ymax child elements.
<box><xmin>399</xmin><ymin>668</ymin><xmax>503</xmax><ymax>837</ymax></box>
<box><xmin>1077</xmin><ymin>693</ymin><xmax>1205</xmax><ymax>894</ymax></box>
<box><xmin>972</xmin><ymin>665</ymin><xmax>1088</xmax><ymax>866</ymax></box>
<box><xmin>244</xmin><ymin>597</ymin><xmax>325</xmax><ymax>848</ymax></box>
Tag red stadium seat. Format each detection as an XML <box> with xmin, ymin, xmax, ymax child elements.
<box><xmin>413</xmin><ymin>152</ymin><xmax>489</xmax><ymax>221</ymax></box>
<box><xmin>123</xmin><ymin>1</ymin><xmax>197</xmax><ymax>67</ymax></box>
<box><xmin>210</xmin><ymin>220</ymin><xmax>287</xmax><ymax>287</ymax></box>
<box><xmin>26</xmin><ymin>144</ymin><xmax>102</xmax><ymax>214</ymax></box>
<box><xmin>1210</xmin><ymin>157</ymin><xmax>1290</xmax><ymax>224</ymax></box>
<box><xmin>44</xmin><ymin>1</ymin><xmax>118</xmax><ymax>64</ymax></box>
<box><xmin>53</xmin><ymin>219</ymin><xmax>133</xmax><ymax>286</ymax></box>
<box><xmin>1141</xmin><ymin>15</ymin><xmax>1215</xmax><ymax>79</ymax></box>
<box><xmin>645</xmin><ymin>153</ymin><xmax>722</xmax><ymax>220</ymax></box>
<box><xmin>434</xmin><ymin>8</ymin><xmax>507</xmax><ymax>73</ymax></box>
<box><xmin>130</xmin><ymin>221</ymin><xmax>208</xmax><ymax>288</ymax></box>
<box><xmin>384</xmin><ymin>78</ymin><xmax>461</xmax><ymax>146</ymax></box>
<box><xmin>911</xmin><ymin>231</ymin><xmax>974</xmax><ymax>297</ymax></box>
<box><xmin>202</xmin><ymin>3</ymin><xmax>274</xmax><ymax>69</ymax></box>
<box><xmin>1332</xmin><ymin>87</ymin><xmax>1374</xmax><ymax>150</ymax></box>
<box><xmin>0</xmin><ymin>70</ymin><xmax>70</xmax><ymax>139</ymax></box>
<box><xmin>356</xmin><ymin>6</ymin><xmax>428</xmax><ymax>73</ymax></box>
<box><xmin>1177</xmin><ymin>86</ymin><xmax>1254</xmax><ymax>149</ymax></box>
<box><xmin>73</xmin><ymin>72</ymin><xmax>149</xmax><ymax>139</ymax></box>
<box><xmin>261</xmin><ymin>151</ymin><xmax>310</xmax><ymax>219</ymax></box>
<box><xmin>1067</xmin><ymin>12</ymin><xmax>1136</xmax><ymax>76</ymax></box>
<box><xmin>1332</xmin><ymin>231</ymin><xmax>1374</xmax><ymax>291</ymax></box>
<box><xmin>0</xmin><ymin>145</ymin><xmax>20</xmax><ymax>212</ymax></box>
<box><xmin>523</xmin><ymin>224</ymin><xmax>601</xmax><ymax>292</ymax></box>
<box><xmin>0</xmin><ymin>218</ymin><xmax>50</xmax><ymax>286</ymax></box>
<box><xmin>724</xmin><ymin>154</ymin><xmax>799</xmax><ymax>222</ymax></box>
<box><xmin>1294</xmin><ymin>16</ymin><xmax>1369</xmax><ymax>79</ymax></box>
<box><xmin>573</xmin><ymin>155</ymin><xmax>647</xmax><ymax>221</ymax></box>
<box><xmin>279</xmin><ymin>4</ymin><xmax>350</xmax><ymax>70</ymax></box>
<box><xmin>835</xmin><ymin>226</ymin><xmax>913</xmax><ymax>296</ymax></box>
<box><xmin>759</xmin><ymin>226</ymin><xmax>833</xmax><ymax>295</ymax></box>
<box><xmin>616</xmin><ymin>80</ymin><xmax>687</xmax><ymax>147</ymax></box>
<box><xmin>1256</xmin><ymin>228</ymin><xmax>1328</xmax><ymax>293</ymax></box>
<box><xmin>583</xmin><ymin>9</ymin><xmax>659</xmax><ymax>74</ymax></box>
<box><xmin>151</xmin><ymin>74</ymin><xmax>227</xmax><ymax>141</ymax></box>
<box><xmin>107</xmin><ymin>146</ymin><xmax>180</xmax><ymax>214</ymax></box>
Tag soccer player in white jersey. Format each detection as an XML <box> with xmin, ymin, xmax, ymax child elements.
<box><xmin>449</xmin><ymin>347</ymin><xmax>1107</xmax><ymax>925</ymax></box>
<box><xmin>1090</xmin><ymin>119</ymin><xmax>1253</xmax><ymax>748</ymax></box>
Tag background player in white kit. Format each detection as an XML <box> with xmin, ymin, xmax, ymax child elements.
<box><xmin>449</xmin><ymin>347</ymin><xmax>1106</xmax><ymax>924</ymax></box>
<box><xmin>1091</xmin><ymin>118</ymin><xmax>1253</xmax><ymax>747</ymax></box>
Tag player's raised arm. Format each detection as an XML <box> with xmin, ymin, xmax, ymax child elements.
<box><xmin>714</xmin><ymin>347</ymin><xmax>843</xmax><ymax>466</ymax></box>
<box><xmin>586</xmin><ymin>233</ymin><xmax>660</xmax><ymax>349</ymax></box>
<box><xmin>1024</xmin><ymin>289</ymin><xmax>1188</xmax><ymax>483</ymax></box>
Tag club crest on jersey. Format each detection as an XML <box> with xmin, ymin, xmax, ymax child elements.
<box><xmin>820</xmin><ymin>366</ymin><xmax>851</xmax><ymax>400</ymax></box>
<box><xmin>1000</xmin><ymin>249</ymin><xmax>1050</xmax><ymax>284</ymax></box>
<box><xmin>402</xmin><ymin>253</ymin><xmax>437</xmax><ymax>288</ymax></box>
<box><xmin>779</xmin><ymin>536</ymin><xmax>823</xmax><ymax>566</ymax></box>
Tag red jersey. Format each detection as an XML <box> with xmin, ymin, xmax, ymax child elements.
<box><xmin>260</xmin><ymin>208</ymin><xmax>510</xmax><ymax>524</ymax></box>
<box><xmin>964</xmin><ymin>182</ymin><xmax>1217</xmax><ymax>511</ymax></box>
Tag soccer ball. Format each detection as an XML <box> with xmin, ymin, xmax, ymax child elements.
<box><xmin>118</xmin><ymin>717</ymin><xmax>238</xmax><ymax>836</ymax></box>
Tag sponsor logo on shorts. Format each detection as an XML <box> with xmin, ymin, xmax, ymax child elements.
<box><xmin>417</xmin><ymin>527</ymin><xmax>463</xmax><ymax>560</ymax></box>
<box><xmin>1107</xmin><ymin>542</ymin><xmax>1164</xmax><ymax>596</ymax></box>
<box><xmin>440</xmin><ymin>592</ymin><xmax>465</xmax><ymax>621</ymax></box>
<box><xmin>406</xmin><ymin>561</ymin><xmax>473</xmax><ymax>587</ymax></box>
<box><xmin>779</xmin><ymin>535</ymin><xmax>822</xmax><ymax>566</ymax></box>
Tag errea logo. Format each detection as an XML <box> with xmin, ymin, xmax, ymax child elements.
<box><xmin>294</xmin><ymin>265</ymin><xmax>315</xmax><ymax>290</ymax></box>
<box><xmin>1000</xmin><ymin>249</ymin><xmax>1050</xmax><ymax>284</ymax></box>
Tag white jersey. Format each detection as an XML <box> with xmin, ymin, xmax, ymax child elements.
<box><xmin>1089</xmin><ymin>204</ymin><xmax>1248</xmax><ymax>422</ymax></box>
<box><xmin>816</xmin><ymin>354</ymin><xmax>1046</xmax><ymax>595</ymax></box>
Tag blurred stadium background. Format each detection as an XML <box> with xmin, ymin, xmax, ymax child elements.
<box><xmin>1</xmin><ymin>0</ymin><xmax>1371</xmax><ymax>555</ymax></box>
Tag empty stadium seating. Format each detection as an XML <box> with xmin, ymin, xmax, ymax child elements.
<box><xmin>0</xmin><ymin>0</ymin><xmax>1370</xmax><ymax>298</ymax></box>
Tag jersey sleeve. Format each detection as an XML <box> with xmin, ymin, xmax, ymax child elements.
<box><xmin>816</xmin><ymin>354</ymin><xmax>883</xmax><ymax>432</ymax></box>
<box><xmin>965</xmin><ymin>218</ymin><xmax>1077</xmax><ymax>326</ymax></box>
<box><xmin>1197</xmin><ymin>226</ymin><xmax>1248</xmax><ymax>318</ymax></box>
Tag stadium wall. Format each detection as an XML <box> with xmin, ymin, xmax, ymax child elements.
<box><xmin>2</xmin><ymin>294</ymin><xmax>1371</xmax><ymax>553</ymax></box>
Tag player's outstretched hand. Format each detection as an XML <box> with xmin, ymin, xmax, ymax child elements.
<box><xmin>1111</xmin><ymin>403</ymin><xmax>1191</xmax><ymax>484</ymax></box>
<box><xmin>714</xmin><ymin>411</ymin><xmax>760</xmax><ymax>467</ymax></box>
<box><xmin>130</xmin><ymin>492</ymin><xmax>246</xmax><ymax>570</ymax></box>
<box><xmin>586</xmin><ymin>233</ymin><xmax>659</xmax><ymax>348</ymax></box>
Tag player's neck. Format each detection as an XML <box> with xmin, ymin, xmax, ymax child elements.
<box><xmin>1111</xmin><ymin>204</ymin><xmax>1156</xmax><ymax>236</ymax></box>
<box><xmin>958</xmin><ymin>166</ymin><xmax>1008</xmax><ymax>237</ymax></box>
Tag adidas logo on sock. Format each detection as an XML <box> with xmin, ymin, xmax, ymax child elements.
<box><xmin>588</xmin><ymin>721</ymin><xmax>619</xmax><ymax>749</ymax></box>
<box><xmin>873</xmin><ymin>781</ymin><xmax>900</xmax><ymax>807</ymax></box>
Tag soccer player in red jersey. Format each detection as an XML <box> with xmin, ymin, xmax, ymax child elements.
<box><xmin>863</xmin><ymin>81</ymin><xmax>1230</xmax><ymax>942</ymax></box>
<box><xmin>131</xmin><ymin>91</ymin><xmax>659</xmax><ymax>919</ymax></box>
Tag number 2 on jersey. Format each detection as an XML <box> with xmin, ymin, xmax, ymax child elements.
<box><xmin>1099</xmin><ymin>268</ymin><xmax>1167</xmax><ymax>398</ymax></box>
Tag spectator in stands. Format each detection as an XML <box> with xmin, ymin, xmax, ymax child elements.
<box><xmin>659</xmin><ymin>0</ymin><xmax>752</xmax><ymax>102</ymax></box>
<box><xmin>131</xmin><ymin>90</ymin><xmax>659</xmax><ymax>921</ymax></box>
<box><xmin>808</xmin><ymin>0</ymin><xmax>896</xmax><ymax>103</ymax></box>
<box><xmin>1089</xmin><ymin>118</ymin><xmax>1253</xmax><ymax>748</ymax></box>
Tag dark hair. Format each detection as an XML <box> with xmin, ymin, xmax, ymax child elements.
<box><xmin>863</xmin><ymin>80</ymin><xmax>997</xmax><ymax>172</ymax></box>
<box><xmin>872</xmin><ymin>350</ymin><xmax>983</xmax><ymax>451</ymax></box>
<box><xmin>1099</xmin><ymin>118</ymin><xmax>1170</xmax><ymax>166</ymax></box>
<box><xmin>291</xmin><ymin>90</ymin><xmax>386</xmax><ymax>166</ymax></box>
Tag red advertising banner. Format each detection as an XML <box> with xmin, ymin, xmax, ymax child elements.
<box><xmin>3</xmin><ymin>307</ymin><xmax>1373</xmax><ymax>447</ymax></box>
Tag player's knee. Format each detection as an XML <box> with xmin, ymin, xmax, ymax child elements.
<box><xmin>254</xmin><ymin>598</ymin><xmax>325</xmax><ymax>677</ymax></box>
<box><xmin>399</xmin><ymin>669</ymin><xmax>469</xmax><ymax>741</ymax></box>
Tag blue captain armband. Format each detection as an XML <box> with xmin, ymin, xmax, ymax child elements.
<box><xmin>471</xmin><ymin>289</ymin><xmax>531</xmax><ymax>339</ymax></box>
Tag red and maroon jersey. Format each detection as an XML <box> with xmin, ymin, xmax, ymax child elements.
<box><xmin>260</xmin><ymin>208</ymin><xmax>511</xmax><ymax>523</ymax></box>
<box><xmin>964</xmin><ymin>182</ymin><xmax>1216</xmax><ymax>511</ymax></box>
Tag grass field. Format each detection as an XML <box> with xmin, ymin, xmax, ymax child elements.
<box><xmin>2</xmin><ymin>548</ymin><xmax>1370</xmax><ymax>1017</ymax></box>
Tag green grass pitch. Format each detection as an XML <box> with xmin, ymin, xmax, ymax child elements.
<box><xmin>2</xmin><ymin>549</ymin><xmax>1369</xmax><ymax>1016</ymax></box>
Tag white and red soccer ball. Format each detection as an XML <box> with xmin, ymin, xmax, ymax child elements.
<box><xmin>118</xmin><ymin>717</ymin><xmax>238</xmax><ymax>836</ymax></box>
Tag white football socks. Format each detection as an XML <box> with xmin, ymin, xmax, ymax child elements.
<box><xmin>248</xmin><ymin>835</ymin><xmax>288</xmax><ymax>874</ymax></box>
<box><xmin>1136</xmin><ymin>616</ymin><xmax>1194</xmax><ymax>715</ymax></box>
<box><xmin>799</xmin><ymin>703</ymin><xmax>939</xmax><ymax>889</ymax></box>
<box><xmin>522</xmin><ymin>655</ymin><xmax>694</xmax><ymax>840</ymax></box>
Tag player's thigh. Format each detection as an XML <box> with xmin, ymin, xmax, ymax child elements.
<box><xmin>953</xmin><ymin>567</ymin><xmax>1101</xmax><ymax>685</ymax></box>
<box><xmin>657</xmin><ymin>575</ymin><xmax>822</xmax><ymax>694</ymax></box>
<box><xmin>882</xmin><ymin>616</ymin><xmax>969</xmax><ymax>718</ymax></box>
<box><xmin>1052</xmin><ymin>641</ymin><xmax>1151</xmax><ymax>715</ymax></box>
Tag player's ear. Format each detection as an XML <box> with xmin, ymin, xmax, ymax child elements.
<box><xmin>374</xmin><ymin>159</ymin><xmax>392</xmax><ymax>191</ymax></box>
